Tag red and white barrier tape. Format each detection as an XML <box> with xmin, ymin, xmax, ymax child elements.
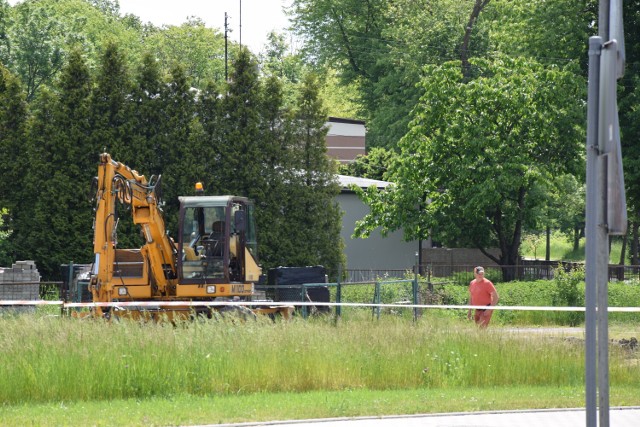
<box><xmin>1</xmin><ymin>300</ymin><xmax>640</xmax><ymax>312</ymax></box>
<box><xmin>0</xmin><ymin>300</ymin><xmax>68</xmax><ymax>306</ymax></box>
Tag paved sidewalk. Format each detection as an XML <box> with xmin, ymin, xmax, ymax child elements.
<box><xmin>209</xmin><ymin>407</ymin><xmax>640</xmax><ymax>427</ymax></box>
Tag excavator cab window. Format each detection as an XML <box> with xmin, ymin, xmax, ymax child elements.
<box><xmin>177</xmin><ymin>196</ymin><xmax>258</xmax><ymax>285</ymax></box>
<box><xmin>180</xmin><ymin>206</ymin><xmax>227</xmax><ymax>280</ymax></box>
<box><xmin>246</xmin><ymin>204</ymin><xmax>258</xmax><ymax>259</ymax></box>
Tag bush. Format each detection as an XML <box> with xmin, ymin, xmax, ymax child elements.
<box><xmin>551</xmin><ymin>265</ymin><xmax>585</xmax><ymax>326</ymax></box>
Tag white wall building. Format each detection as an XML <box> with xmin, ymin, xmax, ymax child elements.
<box><xmin>336</xmin><ymin>175</ymin><xmax>418</xmax><ymax>277</ymax></box>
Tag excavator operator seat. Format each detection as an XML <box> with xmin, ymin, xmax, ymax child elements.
<box><xmin>206</xmin><ymin>220</ymin><xmax>225</xmax><ymax>257</ymax></box>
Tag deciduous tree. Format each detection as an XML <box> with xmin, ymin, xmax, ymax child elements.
<box><xmin>144</xmin><ymin>17</ymin><xmax>226</xmax><ymax>88</ymax></box>
<box><xmin>354</xmin><ymin>57</ymin><xmax>584</xmax><ymax>280</ymax></box>
<box><xmin>339</xmin><ymin>147</ymin><xmax>396</xmax><ymax>181</ymax></box>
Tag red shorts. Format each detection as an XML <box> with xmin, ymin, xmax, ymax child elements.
<box><xmin>474</xmin><ymin>308</ymin><xmax>493</xmax><ymax>327</ymax></box>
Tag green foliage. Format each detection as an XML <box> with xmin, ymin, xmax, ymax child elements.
<box><xmin>128</xmin><ymin>52</ymin><xmax>163</xmax><ymax>162</ymax></box>
<box><xmin>281</xmin><ymin>72</ymin><xmax>345</xmax><ymax>277</ymax></box>
<box><xmin>339</xmin><ymin>147</ymin><xmax>396</xmax><ymax>180</ymax></box>
<box><xmin>316</xmin><ymin>67</ymin><xmax>361</xmax><ymax>119</ymax></box>
<box><xmin>0</xmin><ymin>62</ymin><xmax>28</xmax><ymax>219</ymax></box>
<box><xmin>354</xmin><ymin>56</ymin><xmax>585</xmax><ymax>276</ymax></box>
<box><xmin>6</xmin><ymin>0</ymin><xmax>65</xmax><ymax>100</ymax></box>
<box><xmin>547</xmin><ymin>175</ymin><xmax>585</xmax><ymax>244</ymax></box>
<box><xmin>155</xmin><ymin>62</ymin><xmax>198</xmax><ymax>232</ymax></box>
<box><xmin>551</xmin><ymin>265</ymin><xmax>585</xmax><ymax>326</ymax></box>
<box><xmin>291</xmin><ymin>0</ymin><xmax>594</xmax><ymax>150</ymax></box>
<box><xmin>291</xmin><ymin>0</ymin><xmax>480</xmax><ymax>148</ymax></box>
<box><xmin>609</xmin><ymin>280</ymin><xmax>640</xmax><ymax>316</ymax></box>
<box><xmin>86</xmin><ymin>41</ymin><xmax>140</xmax><ymax>247</ymax></box>
<box><xmin>0</xmin><ymin>207</ymin><xmax>11</xmax><ymax>266</ymax></box>
<box><xmin>219</xmin><ymin>48</ymin><xmax>264</xmax><ymax>199</ymax></box>
<box><xmin>422</xmin><ymin>274</ymin><xmax>640</xmax><ymax>326</ymax></box>
<box><xmin>521</xmin><ymin>233</ymin><xmax>546</xmax><ymax>260</ymax></box>
<box><xmin>486</xmin><ymin>0</ymin><xmax>594</xmax><ymax>68</ymax></box>
<box><xmin>0</xmin><ymin>1</ymin><xmax>10</xmax><ymax>63</ymax></box>
<box><xmin>17</xmin><ymin>48</ymin><xmax>94</xmax><ymax>277</ymax></box>
<box><xmin>619</xmin><ymin>2</ymin><xmax>640</xmax><ymax>218</ymax></box>
<box><xmin>3</xmin><ymin>0</ymin><xmax>143</xmax><ymax>100</ymax></box>
<box><xmin>0</xmin><ymin>35</ymin><xmax>346</xmax><ymax>279</ymax></box>
<box><xmin>144</xmin><ymin>17</ymin><xmax>226</xmax><ymax>87</ymax></box>
<box><xmin>89</xmin><ymin>40</ymin><xmax>133</xmax><ymax>158</ymax></box>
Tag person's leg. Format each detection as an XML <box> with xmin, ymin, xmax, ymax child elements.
<box><xmin>478</xmin><ymin>310</ymin><xmax>493</xmax><ymax>328</ymax></box>
<box><xmin>473</xmin><ymin>310</ymin><xmax>483</xmax><ymax>325</ymax></box>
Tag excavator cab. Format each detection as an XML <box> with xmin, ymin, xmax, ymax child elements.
<box><xmin>176</xmin><ymin>196</ymin><xmax>261</xmax><ymax>297</ymax></box>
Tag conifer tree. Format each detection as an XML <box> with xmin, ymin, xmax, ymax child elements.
<box><xmin>286</xmin><ymin>73</ymin><xmax>344</xmax><ymax>277</ymax></box>
<box><xmin>0</xmin><ymin>64</ymin><xmax>27</xmax><ymax>214</ymax></box>
<box><xmin>157</xmin><ymin>63</ymin><xmax>198</xmax><ymax>233</ymax></box>
<box><xmin>129</xmin><ymin>52</ymin><xmax>167</xmax><ymax>177</ymax></box>
<box><xmin>88</xmin><ymin>41</ymin><xmax>146</xmax><ymax>249</ymax></box>
<box><xmin>221</xmin><ymin>48</ymin><xmax>264</xmax><ymax>199</ymax></box>
<box><xmin>0</xmin><ymin>64</ymin><xmax>28</xmax><ymax>264</ymax></box>
<box><xmin>19</xmin><ymin>49</ymin><xmax>93</xmax><ymax>278</ymax></box>
<box><xmin>194</xmin><ymin>79</ymin><xmax>224</xmax><ymax>195</ymax></box>
<box><xmin>89</xmin><ymin>41</ymin><xmax>133</xmax><ymax>160</ymax></box>
<box><xmin>253</xmin><ymin>75</ymin><xmax>290</xmax><ymax>268</ymax></box>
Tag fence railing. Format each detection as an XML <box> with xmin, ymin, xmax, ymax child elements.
<box><xmin>256</xmin><ymin>277</ymin><xmax>420</xmax><ymax>320</ymax></box>
<box><xmin>343</xmin><ymin>269</ymin><xmax>409</xmax><ymax>283</ymax></box>
<box><xmin>3</xmin><ymin>261</ymin><xmax>640</xmax><ymax>314</ymax></box>
<box><xmin>421</xmin><ymin>261</ymin><xmax>640</xmax><ymax>286</ymax></box>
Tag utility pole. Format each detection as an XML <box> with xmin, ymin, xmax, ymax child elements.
<box><xmin>585</xmin><ymin>1</ymin><xmax>626</xmax><ymax>426</ymax></box>
<box><xmin>239</xmin><ymin>0</ymin><xmax>242</xmax><ymax>49</ymax></box>
<box><xmin>224</xmin><ymin>12</ymin><xmax>230</xmax><ymax>81</ymax></box>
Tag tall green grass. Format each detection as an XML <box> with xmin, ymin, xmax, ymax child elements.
<box><xmin>0</xmin><ymin>314</ymin><xmax>638</xmax><ymax>405</ymax></box>
<box><xmin>334</xmin><ymin>275</ymin><xmax>640</xmax><ymax>326</ymax></box>
<box><xmin>520</xmin><ymin>231</ymin><xmax>626</xmax><ymax>263</ymax></box>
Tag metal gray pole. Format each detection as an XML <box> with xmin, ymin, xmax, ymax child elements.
<box><xmin>585</xmin><ymin>36</ymin><xmax>602</xmax><ymax>427</ymax></box>
<box><xmin>597</xmin><ymin>142</ymin><xmax>610</xmax><ymax>427</ymax></box>
<box><xmin>599</xmin><ymin>0</ymin><xmax>610</xmax><ymax>41</ymax></box>
<box><xmin>587</xmin><ymin>2</ymin><xmax>626</xmax><ymax>426</ymax></box>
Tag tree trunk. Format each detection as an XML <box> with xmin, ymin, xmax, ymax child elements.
<box><xmin>498</xmin><ymin>251</ymin><xmax>520</xmax><ymax>282</ymax></box>
<box><xmin>545</xmin><ymin>225</ymin><xmax>551</xmax><ymax>261</ymax></box>
<box><xmin>632</xmin><ymin>220</ymin><xmax>639</xmax><ymax>266</ymax></box>
<box><xmin>460</xmin><ymin>0</ymin><xmax>491</xmax><ymax>79</ymax></box>
<box><xmin>573</xmin><ymin>226</ymin><xmax>581</xmax><ymax>252</ymax></box>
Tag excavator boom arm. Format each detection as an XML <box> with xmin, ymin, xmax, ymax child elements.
<box><xmin>92</xmin><ymin>153</ymin><xmax>177</xmax><ymax>301</ymax></box>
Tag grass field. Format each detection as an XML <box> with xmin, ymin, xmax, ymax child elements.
<box><xmin>520</xmin><ymin>231</ymin><xmax>627</xmax><ymax>263</ymax></box>
<box><xmin>3</xmin><ymin>385</ymin><xmax>639</xmax><ymax>426</ymax></box>
<box><xmin>0</xmin><ymin>310</ymin><xmax>638</xmax><ymax>426</ymax></box>
<box><xmin>1</xmin><ymin>264</ymin><xmax>639</xmax><ymax>426</ymax></box>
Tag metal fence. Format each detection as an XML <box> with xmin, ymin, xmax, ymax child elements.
<box><xmin>343</xmin><ymin>269</ymin><xmax>410</xmax><ymax>283</ymax></box>
<box><xmin>3</xmin><ymin>261</ymin><xmax>640</xmax><ymax>307</ymax></box>
<box><xmin>422</xmin><ymin>260</ymin><xmax>640</xmax><ymax>286</ymax></box>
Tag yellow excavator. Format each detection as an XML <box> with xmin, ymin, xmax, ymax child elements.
<box><xmin>88</xmin><ymin>153</ymin><xmax>289</xmax><ymax>319</ymax></box>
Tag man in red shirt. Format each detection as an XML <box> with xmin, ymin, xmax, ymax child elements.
<box><xmin>467</xmin><ymin>266</ymin><xmax>499</xmax><ymax>328</ymax></box>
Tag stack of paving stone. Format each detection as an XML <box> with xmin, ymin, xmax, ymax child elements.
<box><xmin>0</xmin><ymin>260</ymin><xmax>41</xmax><ymax>313</ymax></box>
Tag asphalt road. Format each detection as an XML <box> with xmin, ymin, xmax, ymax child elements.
<box><xmin>207</xmin><ymin>407</ymin><xmax>640</xmax><ymax>427</ymax></box>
